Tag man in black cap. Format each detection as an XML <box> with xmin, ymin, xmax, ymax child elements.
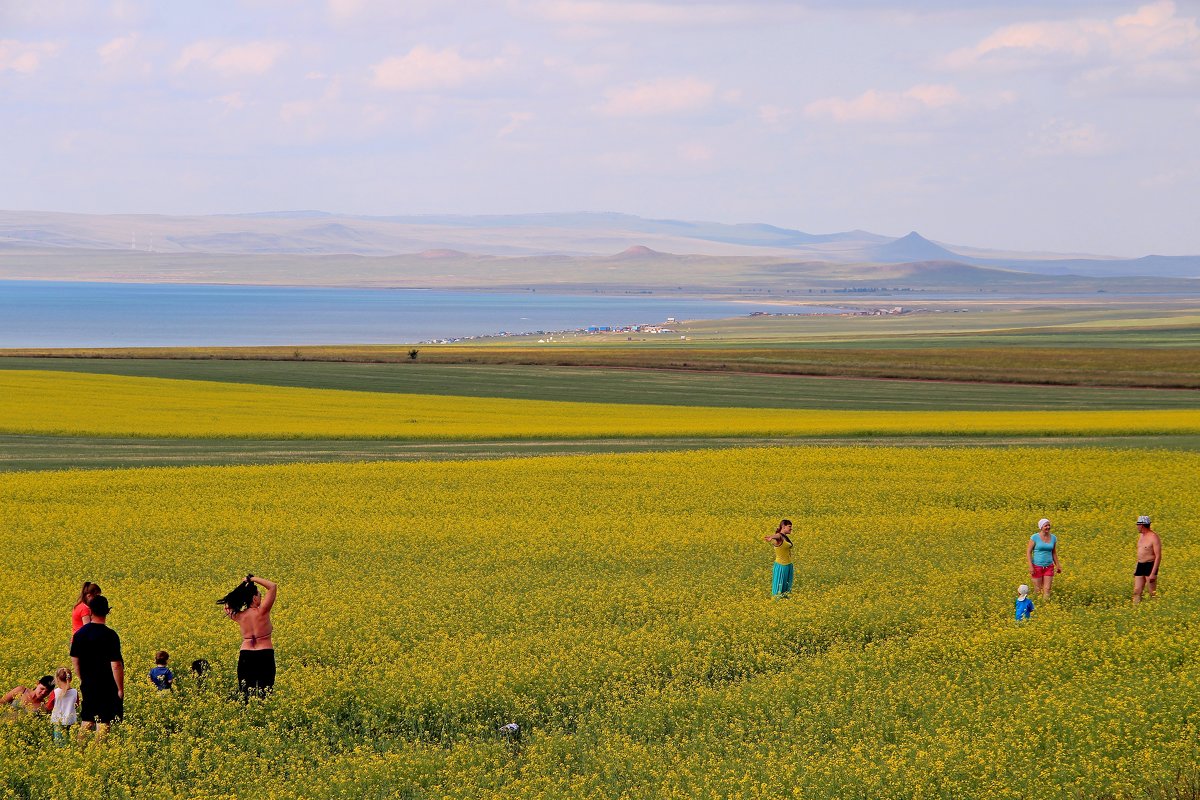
<box><xmin>70</xmin><ymin>594</ymin><xmax>124</xmax><ymax>734</ymax></box>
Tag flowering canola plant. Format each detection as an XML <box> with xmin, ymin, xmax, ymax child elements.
<box><xmin>2</xmin><ymin>369</ymin><xmax>1198</xmax><ymax>439</ymax></box>
<box><xmin>2</xmin><ymin>446</ymin><xmax>1199</xmax><ymax>798</ymax></box>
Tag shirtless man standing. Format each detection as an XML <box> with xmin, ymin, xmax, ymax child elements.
<box><xmin>1133</xmin><ymin>515</ymin><xmax>1161</xmax><ymax>604</ymax></box>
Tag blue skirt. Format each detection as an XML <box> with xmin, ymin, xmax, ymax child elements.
<box><xmin>772</xmin><ymin>562</ymin><xmax>794</xmax><ymax>596</ymax></box>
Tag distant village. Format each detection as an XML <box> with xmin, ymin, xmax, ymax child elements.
<box><xmin>423</xmin><ymin>305</ymin><xmax>967</xmax><ymax>344</ymax></box>
<box><xmin>424</xmin><ymin>318</ymin><xmax>681</xmax><ymax>344</ymax></box>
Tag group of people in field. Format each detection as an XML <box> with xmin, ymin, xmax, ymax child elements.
<box><xmin>1013</xmin><ymin>515</ymin><xmax>1161</xmax><ymax>618</ymax></box>
<box><xmin>3</xmin><ymin>575</ymin><xmax>278</xmax><ymax>737</ymax></box>
<box><xmin>764</xmin><ymin>515</ymin><xmax>1164</xmax><ymax>614</ymax></box>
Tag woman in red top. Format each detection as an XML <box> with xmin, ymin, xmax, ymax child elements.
<box><xmin>72</xmin><ymin>582</ymin><xmax>101</xmax><ymax>636</ymax></box>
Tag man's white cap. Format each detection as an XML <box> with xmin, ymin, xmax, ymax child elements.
<box><xmin>1137</xmin><ymin>515</ymin><xmax>1151</xmax><ymax>526</ymax></box>
<box><xmin>1037</xmin><ymin>518</ymin><xmax>1051</xmax><ymax>529</ymax></box>
<box><xmin>1017</xmin><ymin>584</ymin><xmax>1030</xmax><ymax>597</ymax></box>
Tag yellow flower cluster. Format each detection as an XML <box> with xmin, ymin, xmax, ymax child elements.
<box><xmin>1</xmin><ymin>446</ymin><xmax>1198</xmax><ymax>798</ymax></box>
<box><xmin>2</xmin><ymin>369</ymin><xmax>1199</xmax><ymax>440</ymax></box>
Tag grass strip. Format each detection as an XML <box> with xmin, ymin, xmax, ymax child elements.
<box><xmin>3</xmin><ymin>357</ymin><xmax>1198</xmax><ymax>410</ymax></box>
<box><xmin>4</xmin><ymin>343</ymin><xmax>1199</xmax><ymax>387</ymax></box>
<box><xmin>6</xmin><ymin>433</ymin><xmax>1200</xmax><ymax>472</ymax></box>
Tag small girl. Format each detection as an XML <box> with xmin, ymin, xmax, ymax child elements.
<box><xmin>49</xmin><ymin>667</ymin><xmax>78</xmax><ymax>744</ymax></box>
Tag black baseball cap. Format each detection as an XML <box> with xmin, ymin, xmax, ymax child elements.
<box><xmin>87</xmin><ymin>595</ymin><xmax>111</xmax><ymax>617</ymax></box>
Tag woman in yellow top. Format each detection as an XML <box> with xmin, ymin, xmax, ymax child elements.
<box><xmin>763</xmin><ymin>519</ymin><xmax>794</xmax><ymax>598</ymax></box>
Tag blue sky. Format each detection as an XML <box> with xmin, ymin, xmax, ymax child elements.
<box><xmin>2</xmin><ymin>0</ymin><xmax>1198</xmax><ymax>255</ymax></box>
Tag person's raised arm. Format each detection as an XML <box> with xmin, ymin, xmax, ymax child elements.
<box><xmin>0</xmin><ymin>686</ymin><xmax>20</xmax><ymax>705</ymax></box>
<box><xmin>250</xmin><ymin>575</ymin><xmax>277</xmax><ymax>613</ymax></box>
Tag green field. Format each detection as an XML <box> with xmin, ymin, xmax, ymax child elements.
<box><xmin>6</xmin><ymin>303</ymin><xmax>1199</xmax><ymax>387</ymax></box>
<box><xmin>3</xmin><ymin>357</ymin><xmax>1199</xmax><ymax>410</ymax></box>
<box><xmin>0</xmin><ymin>364</ymin><xmax>1197</xmax><ymax>471</ymax></box>
<box><xmin>8</xmin><ymin>433</ymin><xmax>1200</xmax><ymax>472</ymax></box>
<box><xmin>2</xmin><ymin>304</ymin><xmax>1197</xmax><ymax>473</ymax></box>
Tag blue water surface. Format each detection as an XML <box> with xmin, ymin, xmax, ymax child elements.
<box><xmin>0</xmin><ymin>281</ymin><xmax>835</xmax><ymax>347</ymax></box>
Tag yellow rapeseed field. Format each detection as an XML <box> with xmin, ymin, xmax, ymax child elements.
<box><xmin>2</xmin><ymin>369</ymin><xmax>1199</xmax><ymax>439</ymax></box>
<box><xmin>2</xmin><ymin>446</ymin><xmax>1199</xmax><ymax>799</ymax></box>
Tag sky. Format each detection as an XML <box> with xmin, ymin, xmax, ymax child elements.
<box><xmin>2</xmin><ymin>0</ymin><xmax>1199</xmax><ymax>256</ymax></box>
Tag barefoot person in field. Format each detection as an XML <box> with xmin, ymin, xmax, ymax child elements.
<box><xmin>219</xmin><ymin>574</ymin><xmax>277</xmax><ymax>700</ymax></box>
<box><xmin>1027</xmin><ymin>518</ymin><xmax>1061</xmax><ymax>600</ymax></box>
<box><xmin>1133</xmin><ymin>515</ymin><xmax>1161</xmax><ymax>604</ymax></box>
<box><xmin>763</xmin><ymin>519</ymin><xmax>794</xmax><ymax>598</ymax></box>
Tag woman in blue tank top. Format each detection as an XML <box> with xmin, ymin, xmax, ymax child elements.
<box><xmin>1026</xmin><ymin>518</ymin><xmax>1062</xmax><ymax>600</ymax></box>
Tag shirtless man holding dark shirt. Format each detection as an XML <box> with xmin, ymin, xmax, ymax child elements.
<box><xmin>1133</xmin><ymin>515</ymin><xmax>1161</xmax><ymax>604</ymax></box>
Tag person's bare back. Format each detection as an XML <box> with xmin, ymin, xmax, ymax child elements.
<box><xmin>235</xmin><ymin>606</ymin><xmax>274</xmax><ymax>650</ymax></box>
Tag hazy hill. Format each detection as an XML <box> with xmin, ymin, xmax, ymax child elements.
<box><xmin>2</xmin><ymin>246</ymin><xmax>1197</xmax><ymax>297</ymax></box>
<box><xmin>1</xmin><ymin>209</ymin><xmax>1198</xmax><ymax>281</ymax></box>
<box><xmin>866</xmin><ymin>232</ymin><xmax>962</xmax><ymax>263</ymax></box>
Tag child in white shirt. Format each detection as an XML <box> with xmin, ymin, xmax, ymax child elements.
<box><xmin>49</xmin><ymin>667</ymin><xmax>78</xmax><ymax>744</ymax></box>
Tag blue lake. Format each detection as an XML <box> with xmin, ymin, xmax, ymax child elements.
<box><xmin>0</xmin><ymin>281</ymin><xmax>838</xmax><ymax>347</ymax></box>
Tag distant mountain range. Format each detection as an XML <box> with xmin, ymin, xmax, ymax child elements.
<box><xmin>0</xmin><ymin>210</ymin><xmax>1198</xmax><ymax>287</ymax></box>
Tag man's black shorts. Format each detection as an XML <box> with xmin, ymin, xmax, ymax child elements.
<box><xmin>80</xmin><ymin>694</ymin><xmax>123</xmax><ymax>725</ymax></box>
<box><xmin>1134</xmin><ymin>560</ymin><xmax>1156</xmax><ymax>577</ymax></box>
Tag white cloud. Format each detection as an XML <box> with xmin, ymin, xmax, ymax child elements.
<box><xmin>174</xmin><ymin>40</ymin><xmax>287</xmax><ymax>77</ymax></box>
<box><xmin>945</xmin><ymin>0</ymin><xmax>1200</xmax><ymax>87</ymax></box>
<box><xmin>597</xmin><ymin>76</ymin><xmax>715</xmax><ymax>116</ymax></box>
<box><xmin>498</xmin><ymin>111</ymin><xmax>533</xmax><ymax>137</ymax></box>
<box><xmin>326</xmin><ymin>0</ymin><xmax>440</xmax><ymax>23</ymax></box>
<box><xmin>758</xmin><ymin>104</ymin><xmax>789</xmax><ymax>127</ymax></box>
<box><xmin>805</xmin><ymin>84</ymin><xmax>962</xmax><ymax>123</ymax></box>
<box><xmin>542</xmin><ymin>56</ymin><xmax>611</xmax><ymax>85</ymax></box>
<box><xmin>327</xmin><ymin>0</ymin><xmax>367</xmax><ymax>20</ymax></box>
<box><xmin>0</xmin><ymin>39</ymin><xmax>61</xmax><ymax>74</ymax></box>
<box><xmin>280</xmin><ymin>79</ymin><xmax>343</xmax><ymax>125</ymax></box>
<box><xmin>280</xmin><ymin>99</ymin><xmax>316</xmax><ymax>123</ymax></box>
<box><xmin>1139</xmin><ymin>166</ymin><xmax>1190</xmax><ymax>189</ymax></box>
<box><xmin>212</xmin><ymin>92</ymin><xmax>247</xmax><ymax>113</ymax></box>
<box><xmin>98</xmin><ymin>32</ymin><xmax>140</xmax><ymax>64</ymax></box>
<box><xmin>1029</xmin><ymin>119</ymin><xmax>1111</xmax><ymax>157</ymax></box>
<box><xmin>678</xmin><ymin>141</ymin><xmax>715</xmax><ymax>162</ymax></box>
<box><xmin>372</xmin><ymin>46</ymin><xmax>506</xmax><ymax>91</ymax></box>
<box><xmin>518</xmin><ymin>1</ymin><xmax>802</xmax><ymax>26</ymax></box>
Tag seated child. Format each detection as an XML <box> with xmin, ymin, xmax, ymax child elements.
<box><xmin>149</xmin><ymin>650</ymin><xmax>175</xmax><ymax>691</ymax></box>
<box><xmin>49</xmin><ymin>667</ymin><xmax>78</xmax><ymax>743</ymax></box>
<box><xmin>1015</xmin><ymin>584</ymin><xmax>1034</xmax><ymax>621</ymax></box>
